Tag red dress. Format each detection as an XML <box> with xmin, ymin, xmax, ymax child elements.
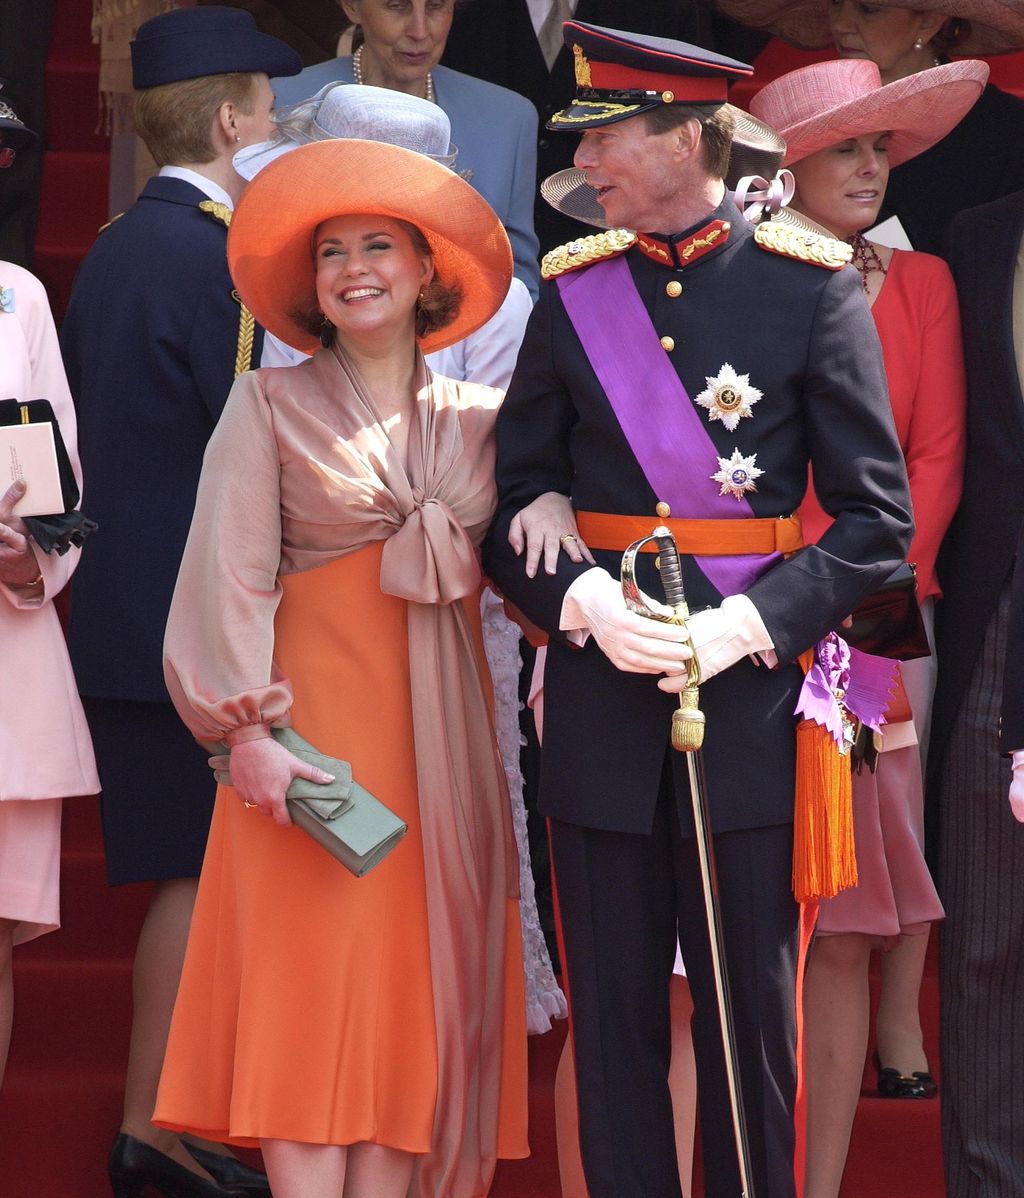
<box><xmin>802</xmin><ymin>250</ymin><xmax>965</xmax><ymax>937</ymax></box>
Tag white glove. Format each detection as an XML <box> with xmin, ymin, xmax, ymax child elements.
<box><xmin>1009</xmin><ymin>749</ymin><xmax>1024</xmax><ymax>823</ymax></box>
<box><xmin>560</xmin><ymin>567</ymin><xmax>693</xmax><ymax>677</ymax></box>
<box><xmin>667</xmin><ymin>594</ymin><xmax>775</xmax><ymax>690</ymax></box>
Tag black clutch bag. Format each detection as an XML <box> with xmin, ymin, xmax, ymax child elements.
<box><xmin>0</xmin><ymin>398</ymin><xmax>97</xmax><ymax>554</ymax></box>
<box><xmin>843</xmin><ymin>562</ymin><xmax>930</xmax><ymax>661</ymax></box>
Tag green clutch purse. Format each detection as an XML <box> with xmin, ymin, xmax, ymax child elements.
<box><xmin>217</xmin><ymin>727</ymin><xmax>407</xmax><ymax>877</ymax></box>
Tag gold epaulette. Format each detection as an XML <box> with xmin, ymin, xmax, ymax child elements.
<box><xmin>97</xmin><ymin>212</ymin><xmax>124</xmax><ymax>235</ymax></box>
<box><xmin>541</xmin><ymin>228</ymin><xmax>637</xmax><ymax>280</ymax></box>
<box><xmin>753</xmin><ymin>221</ymin><xmax>852</xmax><ymax>271</ymax></box>
<box><xmin>198</xmin><ymin>199</ymin><xmax>233</xmax><ymax>227</ymax></box>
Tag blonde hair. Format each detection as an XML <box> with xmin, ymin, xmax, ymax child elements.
<box><xmin>134</xmin><ymin>72</ymin><xmax>262</xmax><ymax>167</ymax></box>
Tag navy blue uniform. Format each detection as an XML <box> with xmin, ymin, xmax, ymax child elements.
<box><xmin>61</xmin><ymin>175</ymin><xmax>265</xmax><ymax>883</ymax></box>
<box><xmin>485</xmin><ymin>197</ymin><xmax>912</xmax><ymax>1196</ymax></box>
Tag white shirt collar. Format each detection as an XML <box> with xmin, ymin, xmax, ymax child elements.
<box><xmin>526</xmin><ymin>0</ymin><xmax>578</xmax><ymax>37</ymax></box>
<box><xmin>158</xmin><ymin>165</ymin><xmax>235</xmax><ymax>211</ymax></box>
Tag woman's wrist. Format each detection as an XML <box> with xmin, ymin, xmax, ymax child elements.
<box><xmin>225</xmin><ymin>723</ymin><xmax>273</xmax><ymax>748</ymax></box>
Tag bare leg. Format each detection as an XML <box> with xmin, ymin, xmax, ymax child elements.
<box><xmin>876</xmin><ymin>929</ymin><xmax>931</xmax><ymax>1075</ymax></box>
<box><xmin>344</xmin><ymin>1142</ymin><xmax>416</xmax><ymax>1197</ymax></box>
<box><xmin>0</xmin><ymin>918</ymin><xmax>15</xmax><ymax>1089</ymax></box>
<box><xmin>119</xmin><ymin>876</ymin><xmax>216</xmax><ymax>1177</ymax></box>
<box><xmin>263</xmin><ymin>1140</ymin><xmax>347</xmax><ymax>1196</ymax></box>
<box><xmin>803</xmin><ymin>933</ymin><xmax>872</xmax><ymax>1198</ymax></box>
<box><xmin>668</xmin><ymin>976</ymin><xmax>696</xmax><ymax>1198</ymax></box>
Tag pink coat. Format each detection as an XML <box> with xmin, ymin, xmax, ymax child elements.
<box><xmin>0</xmin><ymin>263</ymin><xmax>98</xmax><ymax>801</ymax></box>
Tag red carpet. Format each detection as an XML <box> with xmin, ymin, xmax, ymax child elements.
<box><xmin>0</xmin><ymin>792</ymin><xmax>947</xmax><ymax>1196</ymax></box>
<box><xmin>5</xmin><ymin>3</ymin><xmax>966</xmax><ymax>1193</ymax></box>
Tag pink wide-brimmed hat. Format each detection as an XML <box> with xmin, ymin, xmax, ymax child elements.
<box><xmin>750</xmin><ymin>57</ymin><xmax>988</xmax><ymax>165</ymax></box>
<box><xmin>714</xmin><ymin>0</ymin><xmax>1024</xmax><ymax>56</ymax></box>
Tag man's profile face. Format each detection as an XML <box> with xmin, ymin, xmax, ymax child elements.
<box><xmin>573</xmin><ymin>116</ymin><xmax>685</xmax><ymax>232</ymax></box>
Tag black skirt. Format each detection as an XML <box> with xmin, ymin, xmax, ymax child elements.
<box><xmin>83</xmin><ymin>697</ymin><xmax>215</xmax><ymax>885</ymax></box>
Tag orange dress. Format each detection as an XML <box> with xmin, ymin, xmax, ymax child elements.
<box><xmin>154</xmin><ymin>348</ymin><xmax>528</xmax><ymax>1190</ymax></box>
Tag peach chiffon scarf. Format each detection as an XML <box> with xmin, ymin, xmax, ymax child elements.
<box><xmin>165</xmin><ymin>345</ymin><xmax>518</xmax><ymax>1195</ymax></box>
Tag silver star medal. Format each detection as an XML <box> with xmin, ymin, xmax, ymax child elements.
<box><xmin>711</xmin><ymin>448</ymin><xmax>764</xmax><ymax>501</ymax></box>
<box><xmin>694</xmin><ymin>363</ymin><xmax>762</xmax><ymax>432</ymax></box>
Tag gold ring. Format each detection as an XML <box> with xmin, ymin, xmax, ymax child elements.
<box><xmin>559</xmin><ymin>533</ymin><xmax>578</xmax><ymax>544</ymax></box>
<box><xmin>243</xmin><ymin>799</ymin><xmax>258</xmax><ymax>809</ymax></box>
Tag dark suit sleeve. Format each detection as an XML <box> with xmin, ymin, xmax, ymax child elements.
<box><xmin>187</xmin><ymin>263</ymin><xmax>249</xmax><ymax>422</ymax></box>
<box><xmin>745</xmin><ymin>265</ymin><xmax>915</xmax><ymax>663</ymax></box>
<box><xmin>483</xmin><ymin>283</ymin><xmax>592</xmax><ymax>635</ymax></box>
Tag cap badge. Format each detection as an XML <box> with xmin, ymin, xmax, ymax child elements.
<box><xmin>711</xmin><ymin>449</ymin><xmax>764</xmax><ymax>501</ymax></box>
<box><xmin>694</xmin><ymin>364</ymin><xmax>762</xmax><ymax>432</ymax></box>
<box><xmin>572</xmin><ymin>44</ymin><xmax>593</xmax><ymax>88</ymax></box>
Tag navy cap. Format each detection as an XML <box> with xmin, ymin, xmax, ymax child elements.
<box><xmin>549</xmin><ymin>21</ymin><xmax>752</xmax><ymax>130</ymax></box>
<box><xmin>0</xmin><ymin>85</ymin><xmax>37</xmax><ymax>150</ymax></box>
<box><xmin>131</xmin><ymin>6</ymin><xmax>302</xmax><ymax>90</ymax></box>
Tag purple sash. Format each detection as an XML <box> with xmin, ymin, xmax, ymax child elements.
<box><xmin>557</xmin><ymin>254</ymin><xmax>778</xmax><ymax>595</ymax></box>
<box><xmin>558</xmin><ymin>255</ymin><xmax>895</xmax><ymax>738</ymax></box>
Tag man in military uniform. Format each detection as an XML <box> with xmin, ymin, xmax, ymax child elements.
<box><xmin>484</xmin><ymin>22</ymin><xmax>913</xmax><ymax>1198</ymax></box>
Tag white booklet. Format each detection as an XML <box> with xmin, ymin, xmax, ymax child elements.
<box><xmin>1</xmin><ymin>421</ymin><xmax>65</xmax><ymax>516</ymax></box>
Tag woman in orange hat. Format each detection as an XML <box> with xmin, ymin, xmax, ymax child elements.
<box><xmin>751</xmin><ymin>55</ymin><xmax>982</xmax><ymax>1198</ymax></box>
<box><xmin>151</xmin><ymin>137</ymin><xmax>528</xmax><ymax>1197</ymax></box>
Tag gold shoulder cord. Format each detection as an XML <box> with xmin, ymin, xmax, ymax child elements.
<box><xmin>753</xmin><ymin>221</ymin><xmax>852</xmax><ymax>270</ymax></box>
<box><xmin>199</xmin><ymin>200</ymin><xmax>255</xmax><ymax>377</ymax></box>
<box><xmin>542</xmin><ymin>228</ymin><xmax>638</xmax><ymax>279</ymax></box>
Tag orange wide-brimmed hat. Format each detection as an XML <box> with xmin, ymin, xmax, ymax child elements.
<box><xmin>228</xmin><ymin>138</ymin><xmax>512</xmax><ymax>355</ymax></box>
<box><xmin>714</xmin><ymin>0</ymin><xmax>1024</xmax><ymax>55</ymax></box>
<box><xmin>750</xmin><ymin>57</ymin><xmax>987</xmax><ymax>165</ymax></box>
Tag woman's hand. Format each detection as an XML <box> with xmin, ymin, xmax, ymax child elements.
<box><xmin>0</xmin><ymin>481</ymin><xmax>41</xmax><ymax>587</ymax></box>
<box><xmin>1009</xmin><ymin>750</ymin><xmax>1024</xmax><ymax>823</ymax></box>
<box><xmin>227</xmin><ymin>737</ymin><xmax>335</xmax><ymax>827</ymax></box>
<box><xmin>508</xmin><ymin>491</ymin><xmax>595</xmax><ymax>579</ymax></box>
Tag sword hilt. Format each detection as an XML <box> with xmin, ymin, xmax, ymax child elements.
<box><xmin>653</xmin><ymin>505</ymin><xmax>704</xmax><ymax>753</ymax></box>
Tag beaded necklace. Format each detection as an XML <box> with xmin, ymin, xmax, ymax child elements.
<box><xmin>352</xmin><ymin>45</ymin><xmax>436</xmax><ymax>104</ymax></box>
<box><xmin>849</xmin><ymin>232</ymin><xmax>888</xmax><ymax>293</ymax></box>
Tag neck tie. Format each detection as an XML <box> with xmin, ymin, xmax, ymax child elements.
<box><xmin>538</xmin><ymin>0</ymin><xmax>572</xmax><ymax>71</ymax></box>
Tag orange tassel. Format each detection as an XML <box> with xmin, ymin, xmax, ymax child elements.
<box><xmin>791</xmin><ymin>651</ymin><xmax>858</xmax><ymax>903</ymax></box>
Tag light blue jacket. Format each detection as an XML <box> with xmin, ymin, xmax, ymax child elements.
<box><xmin>273</xmin><ymin>59</ymin><xmax>540</xmax><ymax>299</ymax></box>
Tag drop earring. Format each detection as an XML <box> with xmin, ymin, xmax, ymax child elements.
<box><xmin>319</xmin><ymin>315</ymin><xmax>334</xmax><ymax>349</ymax></box>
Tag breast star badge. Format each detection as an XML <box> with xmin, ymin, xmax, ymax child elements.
<box><xmin>711</xmin><ymin>449</ymin><xmax>764</xmax><ymax>501</ymax></box>
<box><xmin>694</xmin><ymin>363</ymin><xmax>762</xmax><ymax>432</ymax></box>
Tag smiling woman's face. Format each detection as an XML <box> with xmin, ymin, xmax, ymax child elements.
<box><xmin>789</xmin><ymin>132</ymin><xmax>891</xmax><ymax>239</ymax></box>
<box><xmin>314</xmin><ymin>213</ymin><xmax>433</xmax><ymax>348</ymax></box>
<box><xmin>342</xmin><ymin>0</ymin><xmax>455</xmax><ymax>96</ymax></box>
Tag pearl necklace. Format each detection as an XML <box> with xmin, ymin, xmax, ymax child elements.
<box><xmin>352</xmin><ymin>45</ymin><xmax>435</xmax><ymax>104</ymax></box>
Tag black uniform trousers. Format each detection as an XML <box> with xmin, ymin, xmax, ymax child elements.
<box><xmin>550</xmin><ymin>763</ymin><xmax>800</xmax><ymax>1198</ymax></box>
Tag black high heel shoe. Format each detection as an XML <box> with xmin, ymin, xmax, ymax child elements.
<box><xmin>185</xmin><ymin>1143</ymin><xmax>272</xmax><ymax>1195</ymax></box>
<box><xmin>875</xmin><ymin>1054</ymin><xmax>939</xmax><ymax>1099</ymax></box>
<box><xmin>108</xmin><ymin>1133</ymin><xmax>250</xmax><ymax>1198</ymax></box>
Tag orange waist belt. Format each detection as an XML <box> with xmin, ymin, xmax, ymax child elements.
<box><xmin>575</xmin><ymin>511</ymin><xmax>804</xmax><ymax>555</ymax></box>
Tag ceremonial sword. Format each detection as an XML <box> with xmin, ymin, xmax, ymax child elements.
<box><xmin>620</xmin><ymin>501</ymin><xmax>756</xmax><ymax>1198</ymax></box>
